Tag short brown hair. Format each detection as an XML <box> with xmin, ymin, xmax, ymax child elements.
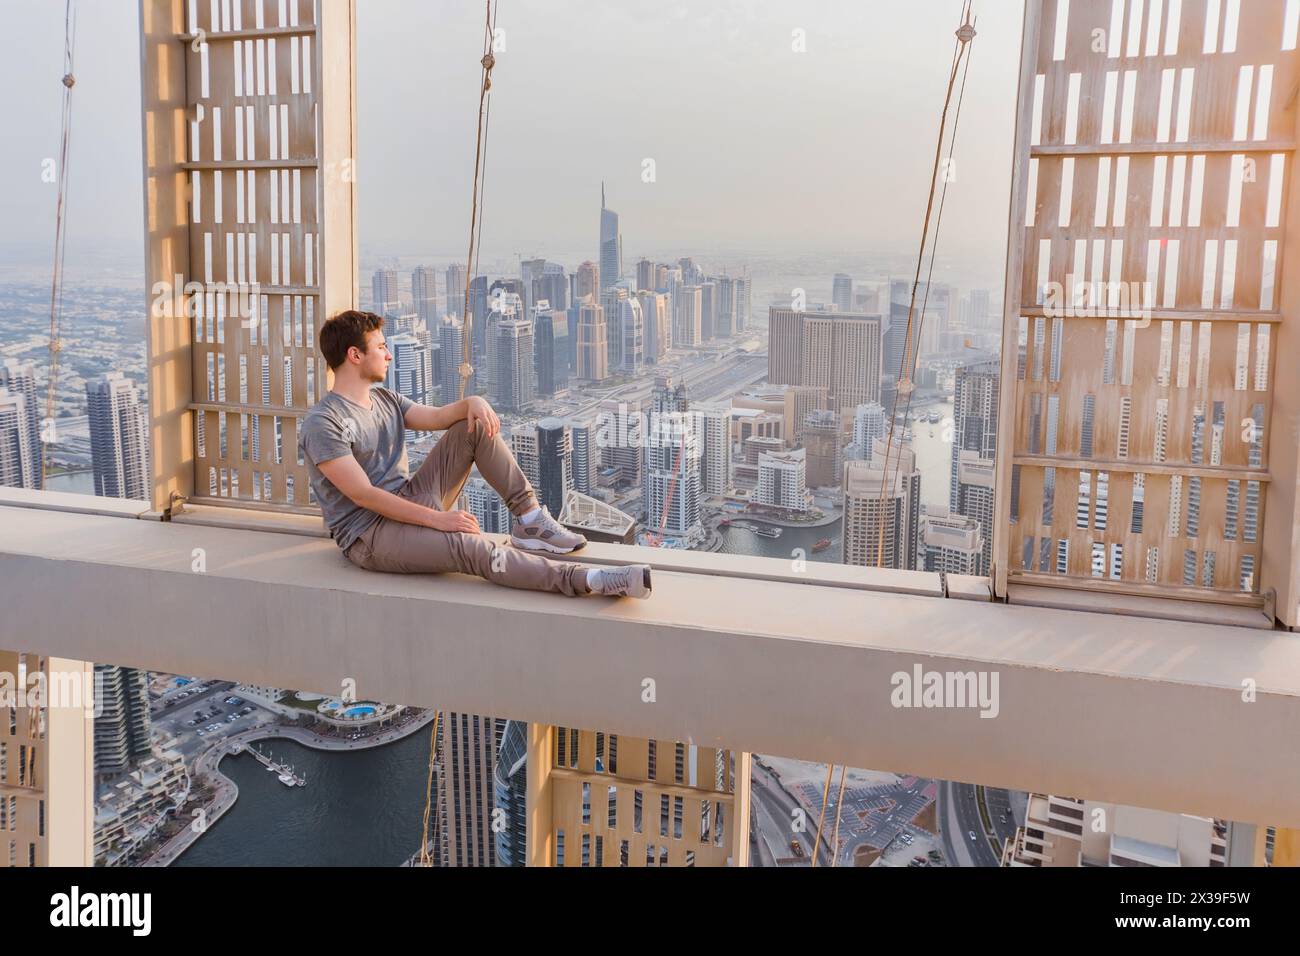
<box><xmin>320</xmin><ymin>310</ymin><xmax>384</xmax><ymax>369</ymax></box>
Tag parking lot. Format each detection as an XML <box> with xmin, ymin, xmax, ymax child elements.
<box><xmin>150</xmin><ymin>683</ymin><xmax>271</xmax><ymax>756</ymax></box>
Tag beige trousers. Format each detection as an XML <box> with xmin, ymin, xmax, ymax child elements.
<box><xmin>344</xmin><ymin>419</ymin><xmax>592</xmax><ymax>596</ymax></box>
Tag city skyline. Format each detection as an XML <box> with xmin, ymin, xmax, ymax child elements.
<box><xmin>1</xmin><ymin>1</ymin><xmax>1022</xmax><ymax>268</ymax></box>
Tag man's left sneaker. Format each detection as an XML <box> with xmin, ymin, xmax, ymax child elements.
<box><xmin>511</xmin><ymin>505</ymin><xmax>588</xmax><ymax>554</ymax></box>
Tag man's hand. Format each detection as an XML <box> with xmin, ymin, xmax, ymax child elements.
<box><xmin>426</xmin><ymin>509</ymin><xmax>481</xmax><ymax>534</ymax></box>
<box><xmin>318</xmin><ymin>454</ymin><xmax>482</xmax><ymax>534</ymax></box>
<box><xmin>465</xmin><ymin>395</ymin><xmax>500</xmax><ymax>440</ymax></box>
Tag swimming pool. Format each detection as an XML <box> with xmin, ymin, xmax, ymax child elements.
<box><xmin>343</xmin><ymin>705</ymin><xmax>377</xmax><ymax>718</ymax></box>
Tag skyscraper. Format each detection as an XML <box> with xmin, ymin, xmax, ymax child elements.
<box><xmin>437</xmin><ymin>713</ymin><xmax>505</xmax><ymax>867</ymax></box>
<box><xmin>372</xmin><ymin>268</ymin><xmax>400</xmax><ymax>315</ymax></box>
<box><xmin>536</xmin><ymin>418</ymin><xmax>574</xmax><ymax>515</ymax></box>
<box><xmin>842</xmin><ymin>438</ymin><xmax>921</xmax><ymax>570</ymax></box>
<box><xmin>733</xmin><ymin>274</ymin><xmax>751</xmax><ymax>332</ymax></box>
<box><xmin>462</xmin><ymin>473</ymin><xmax>512</xmax><ymax>534</ymax></box>
<box><xmin>833</xmin><ymin>273</ymin><xmax>854</xmax><ymax>313</ymax></box>
<box><xmin>445</xmin><ymin>263</ymin><xmax>467</xmax><ymax>321</ymax></box>
<box><xmin>951</xmin><ymin>355</ymin><xmax>1000</xmax><ymax>574</ymax></box>
<box><xmin>568</xmin><ymin>418</ymin><xmax>597</xmax><ymax>497</ymax></box>
<box><xmin>439</xmin><ymin>317</ymin><xmax>466</xmax><ymax>402</ymax></box>
<box><xmin>643</xmin><ymin>375</ymin><xmax>703</xmax><ymax>546</ymax></box>
<box><xmin>485</xmin><ymin>288</ymin><xmax>523</xmax><ymax>401</ymax></box>
<box><xmin>574</xmin><ymin>260</ymin><xmax>600</xmax><ymax>300</ymax></box>
<box><xmin>846</xmin><ymin>402</ymin><xmax>889</xmax><ymax>462</ymax></box>
<box><xmin>510</xmin><ymin>428</ymin><xmax>540</xmax><ymax>488</ymax></box>
<box><xmin>492</xmin><ymin>720</ymin><xmax>528</xmax><ymax>867</ymax></box>
<box><xmin>635</xmin><ymin>258</ymin><xmax>655</xmax><ymax>292</ymax></box>
<box><xmin>800</xmin><ymin>408</ymin><xmax>843</xmax><ymax>489</ymax></box>
<box><xmin>600</xmin><ymin>287</ymin><xmax>629</xmax><ymax>370</ymax></box>
<box><xmin>636</xmin><ymin>290</ymin><xmax>670</xmax><ymax>364</ymax></box>
<box><xmin>93</xmin><ymin>664</ymin><xmax>152</xmax><ymax>779</ymax></box>
<box><xmin>468</xmin><ymin>275</ymin><xmax>491</xmax><ymax>383</ymax></box>
<box><xmin>599</xmin><ymin>183</ymin><xmax>623</xmax><ymax>290</ymax></box>
<box><xmin>598</xmin><ymin>399</ymin><xmax>643</xmax><ymax>490</ymax></box>
<box><xmin>675</xmin><ymin>285</ymin><xmax>702</xmax><ymax>348</ymax></box>
<box><xmin>575</xmin><ymin>299</ymin><xmax>608</xmax><ymax>382</ymax></box>
<box><xmin>385</xmin><ymin>332</ymin><xmax>434</xmax><ymax>420</ymax></box>
<box><xmin>493</xmin><ymin>317</ymin><xmax>535</xmax><ymax>413</ymax></box>
<box><xmin>540</xmin><ymin>262</ymin><xmax>569</xmax><ymax>313</ymax></box>
<box><xmin>783</xmin><ymin>385</ymin><xmax>828</xmax><ymax>445</ymax></box>
<box><xmin>881</xmin><ymin>279</ymin><xmax>917</xmax><ymax>413</ymax></box>
<box><xmin>86</xmin><ymin>373</ymin><xmax>150</xmax><ymax>502</ymax></box>
<box><xmin>0</xmin><ymin>360</ymin><xmax>41</xmax><ymax>489</ymax></box>
<box><xmin>617</xmin><ymin>295</ymin><xmax>645</xmax><ymax>374</ymax></box>
<box><xmin>756</xmin><ymin>448</ymin><xmax>809</xmax><ymax>513</ymax></box>
<box><xmin>693</xmin><ymin>404</ymin><xmax>732</xmax><ymax>497</ymax></box>
<box><xmin>962</xmin><ymin>288</ymin><xmax>991</xmax><ymax>331</ymax></box>
<box><xmin>534</xmin><ymin>303</ymin><xmax>570</xmax><ymax>397</ymax></box>
<box><xmin>0</xmin><ymin>387</ymin><xmax>37</xmax><ymax>491</ymax></box>
<box><xmin>919</xmin><ymin>508</ymin><xmax>985</xmax><ymax>575</ymax></box>
<box><xmin>699</xmin><ymin>279</ymin><xmax>716</xmax><ymax>341</ymax></box>
<box><xmin>950</xmin><ymin>355</ymin><xmax>1001</xmax><ymax>507</ymax></box>
<box><xmin>767</xmin><ymin>309</ymin><xmax>883</xmax><ymax>414</ymax></box>
<box><xmin>714</xmin><ymin>275</ymin><xmax>737</xmax><ymax>339</ymax></box>
<box><xmin>520</xmin><ymin>257</ymin><xmax>548</xmax><ymax>316</ymax></box>
<box><xmin>412</xmin><ymin>266</ymin><xmax>437</xmax><ymax>325</ymax></box>
<box><xmin>955</xmin><ymin>451</ymin><xmax>996</xmax><ymax>576</ymax></box>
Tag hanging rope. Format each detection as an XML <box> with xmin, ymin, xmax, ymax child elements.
<box><xmin>417</xmin><ymin>0</ymin><xmax>499</xmax><ymax>867</ymax></box>
<box><xmin>457</xmin><ymin>0</ymin><xmax>499</xmax><ymax>405</ymax></box>
<box><xmin>818</xmin><ymin>1</ymin><xmax>977</xmax><ymax>868</ymax></box>
<box><xmin>43</xmin><ymin>0</ymin><xmax>78</xmax><ymax>488</ymax></box>
<box><xmin>873</xmin><ymin>0</ymin><xmax>976</xmax><ymax>569</ymax></box>
<box><xmin>810</xmin><ymin>761</ymin><xmax>835</xmax><ymax>867</ymax></box>
<box><xmin>416</xmin><ymin>710</ymin><xmax>442</xmax><ymax>866</ymax></box>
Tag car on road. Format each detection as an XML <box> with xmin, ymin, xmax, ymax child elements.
<box><xmin>968</xmin><ymin>830</ymin><xmax>978</xmax><ymax>841</ymax></box>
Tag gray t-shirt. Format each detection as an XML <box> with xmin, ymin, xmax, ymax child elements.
<box><xmin>300</xmin><ymin>387</ymin><xmax>414</xmax><ymax>552</ymax></box>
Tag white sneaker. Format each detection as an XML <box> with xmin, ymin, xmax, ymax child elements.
<box><xmin>511</xmin><ymin>505</ymin><xmax>588</xmax><ymax>554</ymax></box>
<box><xmin>587</xmin><ymin>564</ymin><xmax>652</xmax><ymax>599</ymax></box>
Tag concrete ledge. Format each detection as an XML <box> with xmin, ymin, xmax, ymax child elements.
<box><xmin>549</xmin><ymin>541</ymin><xmax>944</xmax><ymax>597</ymax></box>
<box><xmin>172</xmin><ymin>501</ymin><xmax>945</xmax><ymax>596</ymax></box>
<box><xmin>947</xmin><ymin>575</ymin><xmax>992</xmax><ymax>602</ymax></box>
<box><xmin>1008</xmin><ymin>583</ymin><xmax>1275</xmax><ymax>631</ymax></box>
<box><xmin>0</xmin><ymin>486</ymin><xmax>152</xmax><ymax>519</ymax></box>
<box><xmin>172</xmin><ymin>503</ymin><xmax>331</xmax><ymax>538</ymax></box>
<box><xmin>3</xmin><ymin>502</ymin><xmax>1300</xmax><ymax>826</ymax></box>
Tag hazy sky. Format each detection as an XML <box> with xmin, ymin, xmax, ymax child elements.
<box><xmin>0</xmin><ymin>1</ymin><xmax>1024</xmax><ymax>268</ymax></box>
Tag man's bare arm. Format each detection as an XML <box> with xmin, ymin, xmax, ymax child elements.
<box><xmin>317</xmin><ymin>454</ymin><xmax>480</xmax><ymax>534</ymax></box>
<box><xmin>404</xmin><ymin>395</ymin><xmax>500</xmax><ymax>438</ymax></box>
<box><xmin>403</xmin><ymin>399</ymin><xmax>468</xmax><ymax>433</ymax></box>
